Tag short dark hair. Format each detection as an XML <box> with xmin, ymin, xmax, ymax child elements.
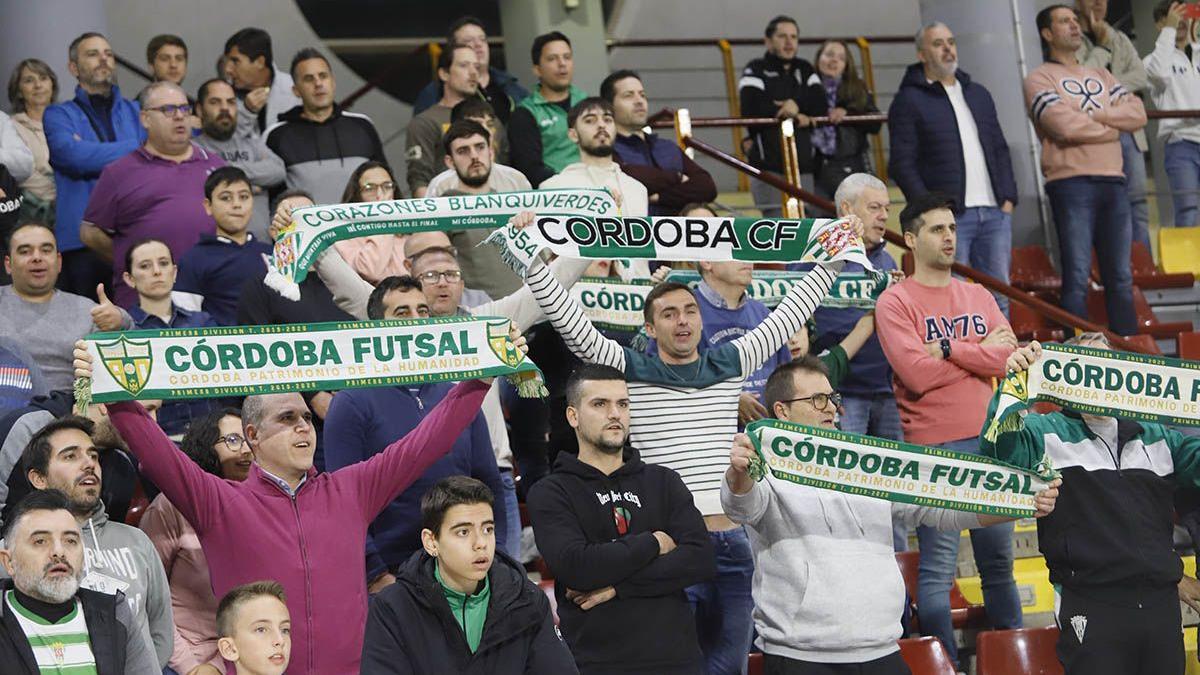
<box><xmin>124</xmin><ymin>237</ymin><xmax>173</xmax><ymax>275</ymax></box>
<box><xmin>367</xmin><ymin>276</ymin><xmax>424</xmax><ymax>320</ymax></box>
<box><xmin>340</xmin><ymin>160</ymin><xmax>396</xmax><ymax>203</ymax></box>
<box><xmin>531</xmin><ymin>31</ymin><xmax>571</xmax><ymax>65</ymax></box>
<box><xmin>898</xmin><ymin>191</ymin><xmax>956</xmax><ymax>235</ymax></box>
<box><xmin>6</xmin><ymin>222</ymin><xmax>56</xmax><ymax>252</ymax></box>
<box><xmin>224</xmin><ymin>28</ymin><xmax>273</xmax><ymax>65</ymax></box>
<box><xmin>447</xmin><ymin>15</ymin><xmax>486</xmax><ymax>43</ymax></box>
<box><xmin>438</xmin><ymin>42</ymin><xmax>474</xmax><ymax>73</ymax></box>
<box><xmin>565</xmin><ymin>363</ymin><xmax>627</xmax><ymax>408</ymax></box>
<box><xmin>1036</xmin><ymin>5</ymin><xmax>1075</xmax><ymax>59</ymax></box>
<box><xmin>642</xmin><ymin>281</ymin><xmax>693</xmax><ymax>323</ymax></box>
<box><xmin>196</xmin><ymin>77</ymin><xmax>234</xmax><ymax>104</ymax></box>
<box><xmin>216</xmin><ymin>580</ymin><xmax>287</xmax><ymax>637</ymax></box>
<box><xmin>1154</xmin><ymin>0</ymin><xmax>1174</xmax><ymax>22</ymax></box>
<box><xmin>450</xmin><ymin>97</ymin><xmax>496</xmax><ymax>123</ymax></box>
<box><xmin>204</xmin><ymin>166</ymin><xmax>252</xmax><ymax>201</ymax></box>
<box><xmin>2</xmin><ymin>489</ymin><xmax>73</xmax><ymax>542</ymax></box>
<box><xmin>765</xmin><ymin>15</ymin><xmax>799</xmax><ymax>39</ymax></box>
<box><xmin>290</xmin><ymin>48</ymin><xmax>330</xmax><ymax>79</ymax></box>
<box><xmin>8</xmin><ymin>59</ymin><xmax>58</xmax><ymax>113</ymax></box>
<box><xmin>21</xmin><ymin>416</ymin><xmax>94</xmax><ymax>480</ymax></box>
<box><xmin>272</xmin><ymin>189</ymin><xmax>314</xmax><ymax>215</ymax></box>
<box><xmin>181</xmin><ymin>407</ymin><xmax>242</xmax><ymax>479</ymax></box>
<box><xmin>599</xmin><ymin>69</ymin><xmax>641</xmax><ymax>103</ymax></box>
<box><xmin>442</xmin><ymin>119</ymin><xmax>491</xmax><ymax>156</ymax></box>
<box><xmin>763</xmin><ymin>356</ymin><xmax>830</xmax><ymax>415</ymax></box>
<box><xmin>421</xmin><ymin>476</ymin><xmax>494</xmax><ymax>536</ymax></box>
<box><xmin>567</xmin><ymin>97</ymin><xmax>613</xmax><ymax>128</ymax></box>
<box><xmin>68</xmin><ymin>32</ymin><xmax>107</xmax><ymax>63</ymax></box>
<box><xmin>147</xmin><ymin>34</ymin><xmax>187</xmax><ymax>64</ymax></box>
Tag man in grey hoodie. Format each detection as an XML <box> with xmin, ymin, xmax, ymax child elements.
<box><xmin>20</xmin><ymin>416</ymin><xmax>172</xmax><ymax>668</ymax></box>
<box><xmin>722</xmin><ymin>356</ymin><xmax>1060</xmax><ymax>673</ymax></box>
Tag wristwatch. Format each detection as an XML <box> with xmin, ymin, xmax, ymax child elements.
<box><xmin>939</xmin><ymin>338</ymin><xmax>952</xmax><ymax>359</ymax></box>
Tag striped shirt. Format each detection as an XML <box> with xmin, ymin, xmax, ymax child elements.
<box><xmin>528</xmin><ymin>262</ymin><xmax>839</xmax><ymax>515</ymax></box>
<box><xmin>6</xmin><ymin>591</ymin><xmax>98</xmax><ymax>674</ymax></box>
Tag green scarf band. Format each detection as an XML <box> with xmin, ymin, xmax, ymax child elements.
<box><xmin>746</xmin><ymin>419</ymin><xmax>1054</xmax><ymax>518</ymax></box>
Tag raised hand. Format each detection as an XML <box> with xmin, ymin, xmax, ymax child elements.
<box><xmin>89</xmin><ymin>284</ymin><xmax>123</xmax><ymax>331</ymax></box>
<box><xmin>1005</xmin><ymin>340</ymin><xmax>1043</xmax><ymax>373</ymax></box>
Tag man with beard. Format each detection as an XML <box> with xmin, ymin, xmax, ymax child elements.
<box><xmin>0</xmin><ymin>489</ymin><xmax>159</xmax><ymax>674</ymax></box>
<box><xmin>19</xmin><ymin>416</ymin><xmax>172</xmax><ymax>667</ymax></box>
<box><xmin>602</xmin><ymin>70</ymin><xmax>716</xmax><ymax>216</ymax></box>
<box><xmin>888</xmin><ymin>21</ymin><xmax>1017</xmax><ymax>314</ymax></box>
<box><xmin>44</xmin><ymin>32</ymin><xmax>146</xmax><ymax>300</ymax></box>
<box><xmin>195</xmin><ymin>79</ymin><xmax>286</xmax><ymax>241</ymax></box>
<box><xmin>432</xmin><ymin>119</ymin><xmax>528</xmax><ymax>298</ymax></box>
<box><xmin>539</xmin><ymin>98</ymin><xmax>649</xmax><ymax>279</ymax></box>
<box><xmin>527</xmin><ymin>364</ymin><xmax>714</xmax><ymax>674</ymax></box>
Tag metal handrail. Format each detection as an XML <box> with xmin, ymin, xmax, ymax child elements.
<box><xmin>670</xmin><ymin>109</ymin><xmax>1144</xmax><ymax>353</ymax></box>
<box><xmin>114</xmin><ymin>54</ymin><xmax>154</xmax><ymax>84</ymax></box>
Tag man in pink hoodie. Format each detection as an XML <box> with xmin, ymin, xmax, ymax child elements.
<box><xmin>72</xmin><ymin>330</ymin><xmax>519</xmax><ymax>675</ymax></box>
<box><xmin>875</xmin><ymin>192</ymin><xmax>1019</xmax><ymax>668</ymax></box>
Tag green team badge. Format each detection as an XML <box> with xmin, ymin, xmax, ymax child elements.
<box><xmin>487</xmin><ymin>321</ymin><xmax>522</xmax><ymax>368</ymax></box>
<box><xmin>1000</xmin><ymin>370</ymin><xmax>1029</xmax><ymax>401</ymax></box>
<box><xmin>98</xmin><ymin>335</ymin><xmax>153</xmax><ymax>396</ymax></box>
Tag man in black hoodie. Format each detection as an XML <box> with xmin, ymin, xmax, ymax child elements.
<box><xmin>264</xmin><ymin>48</ymin><xmax>385</xmax><ymax>205</ymax></box>
<box><xmin>527</xmin><ymin>364</ymin><xmax>715</xmax><ymax>675</ymax></box>
<box><xmin>361</xmin><ymin>476</ymin><xmax>576</xmax><ymax>674</ymax></box>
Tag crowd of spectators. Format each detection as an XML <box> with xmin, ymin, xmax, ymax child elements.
<box><xmin>0</xmin><ymin>1</ymin><xmax>1195</xmax><ymax>674</ymax></box>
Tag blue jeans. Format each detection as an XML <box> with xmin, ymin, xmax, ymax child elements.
<box><xmin>954</xmin><ymin>206</ymin><xmax>1012</xmax><ymax>316</ymax></box>
<box><xmin>1164</xmin><ymin>139</ymin><xmax>1200</xmax><ymax>228</ymax></box>
<box><xmin>1045</xmin><ymin>176</ymin><xmax>1136</xmax><ymax>335</ymax></box>
<box><xmin>838</xmin><ymin>393</ymin><xmax>908</xmax><ymax>550</ymax></box>
<box><xmin>1120</xmin><ymin>132</ymin><xmax>1150</xmax><ymax>248</ymax></box>
<box><xmin>499</xmin><ymin>469</ymin><xmax>521</xmax><ymax>559</ymax></box>
<box><xmin>687</xmin><ymin>527</ymin><xmax>755</xmax><ymax>675</ymax></box>
<box><xmin>916</xmin><ymin>437</ymin><xmax>1021</xmax><ymax>665</ymax></box>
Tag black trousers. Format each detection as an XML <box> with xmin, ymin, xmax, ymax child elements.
<box><xmin>764</xmin><ymin>652</ymin><xmax>910</xmax><ymax>675</ymax></box>
<box><xmin>1056</xmin><ymin>586</ymin><xmax>1184</xmax><ymax>675</ymax></box>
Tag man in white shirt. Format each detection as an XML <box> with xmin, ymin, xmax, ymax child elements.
<box><xmin>887</xmin><ymin>22</ymin><xmax>1018</xmax><ymax>314</ymax></box>
<box><xmin>1145</xmin><ymin>1</ymin><xmax>1200</xmax><ymax>227</ymax></box>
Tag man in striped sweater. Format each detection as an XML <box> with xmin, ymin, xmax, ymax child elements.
<box><xmin>522</xmin><ymin>216</ymin><xmax>860</xmax><ymax>674</ymax></box>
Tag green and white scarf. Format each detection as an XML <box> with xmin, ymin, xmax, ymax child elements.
<box><xmin>985</xmin><ymin>343</ymin><xmax>1200</xmax><ymax>442</ymax></box>
<box><xmin>747</xmin><ymin>419</ymin><xmax>1053</xmax><ymax>518</ymax></box>
<box><xmin>74</xmin><ymin>317</ymin><xmax>545</xmax><ymax>409</ymax></box>
<box><xmin>266</xmin><ymin>189</ymin><xmax>618</xmax><ymax>297</ymax></box>
<box><xmin>569</xmin><ymin>277</ymin><xmax>655</xmax><ymax>332</ymax></box>
<box><xmin>665</xmin><ymin>269</ymin><xmax>892</xmax><ymax>309</ymax></box>
<box><xmin>483</xmin><ymin>216</ymin><xmax>873</xmax><ymax>276</ymax></box>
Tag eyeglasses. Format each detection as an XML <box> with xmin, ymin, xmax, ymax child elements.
<box><xmin>218</xmin><ymin>433</ymin><xmax>246</xmax><ymax>450</ymax></box>
<box><xmin>360</xmin><ymin>181</ymin><xmax>396</xmax><ymax>196</ymax></box>
<box><xmin>418</xmin><ymin>270</ymin><xmax>463</xmax><ymax>284</ymax></box>
<box><xmin>778</xmin><ymin>391</ymin><xmax>842</xmax><ymax>412</ymax></box>
<box><xmin>146</xmin><ymin>103</ymin><xmax>193</xmax><ymax>117</ymax></box>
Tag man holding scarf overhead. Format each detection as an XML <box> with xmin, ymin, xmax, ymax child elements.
<box><xmin>984</xmin><ymin>334</ymin><xmax>1200</xmax><ymax>675</ymax></box>
<box><xmin>723</xmin><ymin>356</ymin><xmax>1059</xmax><ymax>674</ymax></box>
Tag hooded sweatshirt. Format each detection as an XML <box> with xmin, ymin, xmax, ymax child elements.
<box><xmin>77</xmin><ymin>500</ymin><xmax>173</xmax><ymax>668</ymax></box>
<box><xmin>361</xmin><ymin>549</ymin><xmax>576</xmax><ymax>674</ymax></box>
<box><xmin>107</xmin><ymin>379</ymin><xmax>490</xmax><ymax>675</ymax></box>
<box><xmin>265</xmin><ymin>104</ymin><xmax>385</xmax><ymax>205</ymax></box>
<box><xmin>1144</xmin><ymin>26</ymin><xmax>1200</xmax><ymax>146</ymax></box>
<box><xmin>721</xmin><ymin>461</ymin><xmax>980</xmax><ymax>663</ymax></box>
<box><xmin>527</xmin><ymin>447</ymin><xmax>714</xmax><ymax>674</ymax></box>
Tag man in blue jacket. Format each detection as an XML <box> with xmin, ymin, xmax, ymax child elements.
<box><xmin>44</xmin><ymin>32</ymin><xmax>146</xmax><ymax>301</ymax></box>
<box><xmin>887</xmin><ymin>21</ymin><xmax>1017</xmax><ymax>314</ymax></box>
<box><xmin>323</xmin><ymin>276</ymin><xmax>508</xmax><ymax>594</ymax></box>
<box><xmin>412</xmin><ymin>16</ymin><xmax>528</xmax><ymax>126</ymax></box>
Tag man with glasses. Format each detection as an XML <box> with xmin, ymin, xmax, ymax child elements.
<box><xmin>44</xmin><ymin>32</ymin><xmax>147</xmax><ymax>300</ymax></box>
<box><xmin>722</xmin><ymin>357</ymin><xmax>1059</xmax><ymax>674</ymax></box>
<box><xmin>874</xmin><ymin>191</ymin><xmax>1021</xmax><ymax>668</ymax></box>
<box><xmin>79</xmin><ymin>81</ymin><xmax>224</xmax><ymax>309</ymax></box>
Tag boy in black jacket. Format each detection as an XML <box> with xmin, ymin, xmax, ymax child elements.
<box><xmin>361</xmin><ymin>476</ymin><xmax>575</xmax><ymax>675</ymax></box>
<box><xmin>527</xmin><ymin>364</ymin><xmax>715</xmax><ymax>675</ymax></box>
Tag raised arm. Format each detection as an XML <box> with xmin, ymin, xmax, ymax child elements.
<box><xmin>315</xmin><ymin>247</ymin><xmax>374</xmax><ymax>320</ymax></box>
<box><xmin>475</xmin><ymin>255</ymin><xmax>592</xmax><ymax>332</ymax></box>
<box><xmin>525</xmin><ymin>261</ymin><xmax>627</xmax><ymax>369</ymax></box>
<box><xmin>977</xmin><ymin>343</ymin><xmax>1050</xmax><ymax>470</ymax></box>
<box><xmin>526</xmin><ymin>479</ymin><xmax>662</xmax><ymax>590</ymax></box>
<box><xmin>1144</xmin><ymin>27</ymin><xmax>1180</xmax><ymax>90</ymax></box>
<box><xmin>733</xmin><ymin>262</ymin><xmax>842</xmax><ymax>377</ymax></box>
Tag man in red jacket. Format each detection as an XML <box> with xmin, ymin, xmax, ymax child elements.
<box><xmin>71</xmin><ymin>327</ymin><xmax>522</xmax><ymax>675</ymax></box>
